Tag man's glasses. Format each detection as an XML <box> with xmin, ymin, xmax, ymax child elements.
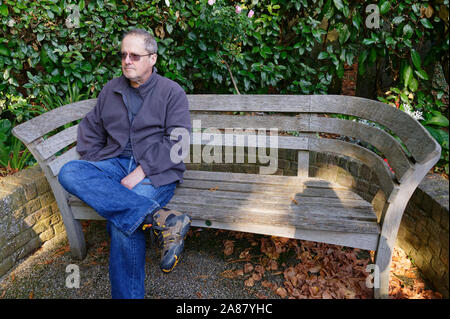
<box><xmin>119</xmin><ymin>52</ymin><xmax>155</xmax><ymax>62</ymax></box>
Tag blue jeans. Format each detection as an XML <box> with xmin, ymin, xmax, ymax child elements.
<box><xmin>58</xmin><ymin>156</ymin><xmax>177</xmax><ymax>299</ymax></box>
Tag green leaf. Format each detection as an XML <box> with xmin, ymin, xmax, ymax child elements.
<box><xmin>425</xmin><ymin>126</ymin><xmax>449</xmax><ymax>147</ymax></box>
<box><xmin>380</xmin><ymin>0</ymin><xmax>390</xmax><ymax>15</ymax></box>
<box><xmin>420</xmin><ymin>18</ymin><xmax>433</xmax><ymax>29</ymax></box>
<box><xmin>423</xmin><ymin>111</ymin><xmax>449</xmax><ymax>127</ymax></box>
<box><xmin>0</xmin><ymin>44</ymin><xmax>10</xmax><ymax>56</ymax></box>
<box><xmin>403</xmin><ymin>65</ymin><xmax>413</xmax><ymax>88</ymax></box>
<box><xmin>411</xmin><ymin>49</ymin><xmax>421</xmax><ymax>70</ymax></box>
<box><xmin>333</xmin><ymin>0</ymin><xmax>344</xmax><ymax>11</ymax></box>
<box><xmin>0</xmin><ymin>4</ymin><xmax>8</xmax><ymax>16</ymax></box>
<box><xmin>392</xmin><ymin>16</ymin><xmax>405</xmax><ymax>25</ymax></box>
<box><xmin>198</xmin><ymin>41</ymin><xmax>207</xmax><ymax>51</ymax></box>
<box><xmin>338</xmin><ymin>25</ymin><xmax>350</xmax><ymax>44</ymax></box>
<box><xmin>369</xmin><ymin>47</ymin><xmax>377</xmax><ymax>63</ymax></box>
<box><xmin>408</xmin><ymin>77</ymin><xmax>418</xmax><ymax>92</ymax></box>
<box><xmin>403</xmin><ymin>24</ymin><xmax>413</xmax><ymax>38</ymax></box>
<box><xmin>187</xmin><ymin>32</ymin><xmax>197</xmax><ymax>41</ymax></box>
<box><xmin>362</xmin><ymin>38</ymin><xmax>376</xmax><ymax>45</ymax></box>
<box><xmin>385</xmin><ymin>37</ymin><xmax>396</xmax><ymax>46</ymax></box>
<box><xmin>415</xmin><ymin>69</ymin><xmax>429</xmax><ymax>80</ymax></box>
<box><xmin>317</xmin><ymin>52</ymin><xmax>329</xmax><ymax>59</ymax></box>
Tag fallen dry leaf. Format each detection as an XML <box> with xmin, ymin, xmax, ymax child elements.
<box><xmin>251</xmin><ymin>272</ymin><xmax>262</xmax><ymax>281</ymax></box>
<box><xmin>220</xmin><ymin>270</ymin><xmax>236</xmax><ymax>279</ymax></box>
<box><xmin>235</xmin><ymin>269</ymin><xmax>244</xmax><ymax>276</ymax></box>
<box><xmin>275</xmin><ymin>287</ymin><xmax>288</xmax><ymax>298</ymax></box>
<box><xmin>244</xmin><ymin>277</ymin><xmax>254</xmax><ymax>287</ymax></box>
<box><xmin>291</xmin><ymin>197</ymin><xmax>298</xmax><ymax>205</ymax></box>
<box><xmin>223</xmin><ymin>240</ymin><xmax>234</xmax><ymax>256</ymax></box>
<box><xmin>244</xmin><ymin>263</ymin><xmax>254</xmax><ymax>273</ymax></box>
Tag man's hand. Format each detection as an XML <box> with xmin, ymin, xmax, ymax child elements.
<box><xmin>121</xmin><ymin>165</ymin><xmax>146</xmax><ymax>190</ymax></box>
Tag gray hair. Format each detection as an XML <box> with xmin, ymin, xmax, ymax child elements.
<box><xmin>122</xmin><ymin>28</ymin><xmax>158</xmax><ymax>54</ymax></box>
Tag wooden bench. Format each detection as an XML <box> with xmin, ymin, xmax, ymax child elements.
<box><xmin>12</xmin><ymin>95</ymin><xmax>441</xmax><ymax>298</ymax></box>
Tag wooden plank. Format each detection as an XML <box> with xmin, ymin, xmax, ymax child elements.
<box><xmin>169</xmin><ymin>194</ymin><xmax>376</xmax><ymax>221</ymax></box>
<box><xmin>183</xmin><ymin>170</ymin><xmax>346</xmax><ymax>188</ymax></box>
<box><xmin>310</xmin><ymin>95</ymin><xmax>441</xmax><ymax>165</ymax></box>
<box><xmin>179</xmin><ymin>179</ymin><xmax>365</xmax><ymax>201</ymax></box>
<box><xmin>188</xmin><ymin>94</ymin><xmax>311</xmax><ymax>112</ymax></box>
<box><xmin>12</xmin><ymin>99</ymin><xmax>95</xmax><ymax>144</ymax></box>
<box><xmin>308</xmin><ymin>137</ymin><xmax>399</xmax><ymax>202</ymax></box>
<box><xmin>71</xmin><ymin>205</ymin><xmax>105</xmax><ymax>221</ymax></box>
<box><xmin>165</xmin><ymin>202</ymin><xmax>380</xmax><ymax>234</ymax></box>
<box><xmin>189</xmin><ymin>219</ymin><xmax>379</xmax><ymax>250</ymax></box>
<box><xmin>47</xmin><ymin>147</ymin><xmax>80</xmax><ymax>176</ymax></box>
<box><xmin>34</xmin><ymin>125</ymin><xmax>78</xmax><ymax>160</ymax></box>
<box><xmin>189</xmin><ymin>132</ymin><xmax>307</xmax><ymax>150</ymax></box>
<box><xmin>297</xmin><ymin>150</ymin><xmax>309</xmax><ymax>178</ymax></box>
<box><xmin>174</xmin><ymin>187</ymin><xmax>373</xmax><ymax>208</ymax></box>
<box><xmin>68</xmin><ymin>201</ymin><xmax>378</xmax><ymax>250</ymax></box>
<box><xmin>191</xmin><ymin>113</ymin><xmax>310</xmax><ymax>131</ymax></box>
<box><xmin>310</xmin><ymin>116</ymin><xmax>413</xmax><ymax>182</ymax></box>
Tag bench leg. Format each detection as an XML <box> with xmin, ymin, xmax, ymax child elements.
<box><xmin>374</xmin><ymin>235</ymin><xmax>391</xmax><ymax>299</ymax></box>
<box><xmin>48</xmin><ymin>179</ymin><xmax>88</xmax><ymax>260</ymax></box>
<box><xmin>64</xmin><ymin>217</ymin><xmax>87</xmax><ymax>260</ymax></box>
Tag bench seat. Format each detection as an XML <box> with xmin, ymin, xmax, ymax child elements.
<box><xmin>68</xmin><ymin>170</ymin><xmax>380</xmax><ymax>250</ymax></box>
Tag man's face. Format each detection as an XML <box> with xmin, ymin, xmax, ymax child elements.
<box><xmin>121</xmin><ymin>35</ymin><xmax>157</xmax><ymax>87</ymax></box>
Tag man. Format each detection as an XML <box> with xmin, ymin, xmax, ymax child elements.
<box><xmin>58</xmin><ymin>28</ymin><xmax>192</xmax><ymax>299</ymax></box>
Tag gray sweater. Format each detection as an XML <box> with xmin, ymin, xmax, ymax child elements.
<box><xmin>76</xmin><ymin>68</ymin><xmax>191</xmax><ymax>187</ymax></box>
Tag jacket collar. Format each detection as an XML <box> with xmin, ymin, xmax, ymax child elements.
<box><xmin>113</xmin><ymin>66</ymin><xmax>159</xmax><ymax>98</ymax></box>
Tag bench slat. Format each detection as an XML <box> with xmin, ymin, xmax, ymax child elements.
<box><xmin>188</xmin><ymin>94</ymin><xmax>311</xmax><ymax>112</ymax></box>
<box><xmin>179</xmin><ymin>179</ymin><xmax>363</xmax><ymax>201</ymax></box>
<box><xmin>310</xmin><ymin>117</ymin><xmax>413</xmax><ymax>182</ymax></box>
<box><xmin>12</xmin><ymin>99</ymin><xmax>96</xmax><ymax>145</ymax></box>
<box><xmin>310</xmin><ymin>95</ymin><xmax>440</xmax><ymax>164</ymax></box>
<box><xmin>191</xmin><ymin>113</ymin><xmax>310</xmax><ymax>131</ymax></box>
<box><xmin>68</xmin><ymin>204</ymin><xmax>379</xmax><ymax>250</ymax></box>
<box><xmin>170</xmin><ymin>193</ymin><xmax>375</xmax><ymax>220</ymax></box>
<box><xmin>166</xmin><ymin>202</ymin><xmax>379</xmax><ymax>234</ymax></box>
<box><xmin>183</xmin><ymin>170</ymin><xmax>345</xmax><ymax>188</ymax></box>
<box><xmin>47</xmin><ymin>147</ymin><xmax>80</xmax><ymax>176</ymax></box>
<box><xmin>35</xmin><ymin>125</ymin><xmax>78</xmax><ymax>160</ymax></box>
<box><xmin>173</xmin><ymin>187</ymin><xmax>373</xmax><ymax>208</ymax></box>
<box><xmin>309</xmin><ymin>138</ymin><xmax>399</xmax><ymax>201</ymax></box>
<box><xmin>190</xmin><ymin>132</ymin><xmax>307</xmax><ymax>150</ymax></box>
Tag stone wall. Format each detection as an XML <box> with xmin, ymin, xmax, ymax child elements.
<box><xmin>397</xmin><ymin>174</ymin><xmax>449</xmax><ymax>298</ymax></box>
<box><xmin>0</xmin><ymin>165</ymin><xmax>66</xmax><ymax>278</ymax></box>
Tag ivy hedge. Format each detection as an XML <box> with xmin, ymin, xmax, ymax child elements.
<box><xmin>0</xmin><ymin>0</ymin><xmax>449</xmax><ymax>174</ymax></box>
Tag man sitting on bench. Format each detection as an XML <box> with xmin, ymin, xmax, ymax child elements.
<box><xmin>58</xmin><ymin>28</ymin><xmax>192</xmax><ymax>299</ymax></box>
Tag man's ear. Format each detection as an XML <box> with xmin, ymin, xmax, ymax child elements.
<box><xmin>151</xmin><ymin>54</ymin><xmax>158</xmax><ymax>65</ymax></box>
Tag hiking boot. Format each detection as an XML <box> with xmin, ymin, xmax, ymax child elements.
<box><xmin>152</xmin><ymin>208</ymin><xmax>191</xmax><ymax>273</ymax></box>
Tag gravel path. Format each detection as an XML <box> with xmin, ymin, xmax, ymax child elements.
<box><xmin>0</xmin><ymin>221</ymin><xmax>282</xmax><ymax>299</ymax></box>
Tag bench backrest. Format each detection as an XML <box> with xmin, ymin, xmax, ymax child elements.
<box><xmin>12</xmin><ymin>95</ymin><xmax>441</xmax><ymax>205</ymax></box>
